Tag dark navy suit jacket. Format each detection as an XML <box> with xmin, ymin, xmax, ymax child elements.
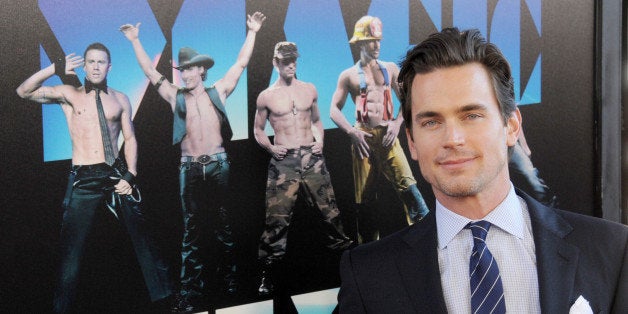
<box><xmin>338</xmin><ymin>190</ymin><xmax>627</xmax><ymax>313</ymax></box>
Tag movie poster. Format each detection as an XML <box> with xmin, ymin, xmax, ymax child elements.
<box><xmin>0</xmin><ymin>0</ymin><xmax>597</xmax><ymax>313</ymax></box>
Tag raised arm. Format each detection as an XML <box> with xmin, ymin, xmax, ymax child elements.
<box><xmin>214</xmin><ymin>12</ymin><xmax>266</xmax><ymax>103</ymax></box>
<box><xmin>16</xmin><ymin>53</ymin><xmax>83</xmax><ymax>104</ymax></box>
<box><xmin>114</xmin><ymin>92</ymin><xmax>137</xmax><ymax>195</ymax></box>
<box><xmin>120</xmin><ymin>23</ymin><xmax>177</xmax><ymax>109</ymax></box>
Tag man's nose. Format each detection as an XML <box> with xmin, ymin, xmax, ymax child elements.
<box><xmin>443</xmin><ymin>123</ymin><xmax>465</xmax><ymax>147</ymax></box>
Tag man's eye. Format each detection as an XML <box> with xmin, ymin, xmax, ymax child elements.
<box><xmin>421</xmin><ymin>120</ymin><xmax>438</xmax><ymax>128</ymax></box>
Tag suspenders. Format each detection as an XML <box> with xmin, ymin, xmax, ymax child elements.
<box><xmin>355</xmin><ymin>61</ymin><xmax>394</xmax><ymax>123</ymax></box>
<box><xmin>357</xmin><ymin>60</ymin><xmax>389</xmax><ymax>91</ymax></box>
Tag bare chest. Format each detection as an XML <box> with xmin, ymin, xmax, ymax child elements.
<box><xmin>351</xmin><ymin>66</ymin><xmax>388</xmax><ymax>93</ymax></box>
<box><xmin>267</xmin><ymin>88</ymin><xmax>312</xmax><ymax>118</ymax></box>
<box><xmin>64</xmin><ymin>92</ymin><xmax>124</xmax><ymax>126</ymax></box>
<box><xmin>184</xmin><ymin>92</ymin><xmax>220</xmax><ymax>125</ymax></box>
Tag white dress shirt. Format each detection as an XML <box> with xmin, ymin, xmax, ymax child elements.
<box><xmin>436</xmin><ymin>184</ymin><xmax>541</xmax><ymax>313</ymax></box>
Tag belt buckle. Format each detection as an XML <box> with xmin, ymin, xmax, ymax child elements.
<box><xmin>197</xmin><ymin>154</ymin><xmax>212</xmax><ymax>165</ymax></box>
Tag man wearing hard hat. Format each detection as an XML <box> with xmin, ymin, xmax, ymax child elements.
<box><xmin>330</xmin><ymin>16</ymin><xmax>430</xmax><ymax>243</ymax></box>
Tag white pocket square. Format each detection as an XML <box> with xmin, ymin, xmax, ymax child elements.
<box><xmin>569</xmin><ymin>295</ymin><xmax>593</xmax><ymax>314</ymax></box>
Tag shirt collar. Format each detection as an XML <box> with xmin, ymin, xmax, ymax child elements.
<box><xmin>436</xmin><ymin>183</ymin><xmax>525</xmax><ymax>249</ymax></box>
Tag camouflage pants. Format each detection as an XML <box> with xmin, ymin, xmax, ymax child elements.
<box><xmin>258</xmin><ymin>146</ymin><xmax>350</xmax><ymax>262</ymax></box>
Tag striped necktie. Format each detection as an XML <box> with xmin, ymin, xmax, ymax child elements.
<box><xmin>467</xmin><ymin>221</ymin><xmax>506</xmax><ymax>314</ymax></box>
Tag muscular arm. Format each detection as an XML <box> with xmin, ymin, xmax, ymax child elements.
<box><xmin>309</xmin><ymin>85</ymin><xmax>324</xmax><ymax>155</ymax></box>
<box><xmin>389</xmin><ymin>62</ymin><xmax>404</xmax><ymax>123</ymax></box>
<box><xmin>16</xmin><ymin>53</ymin><xmax>82</xmax><ymax>103</ymax></box>
<box><xmin>330</xmin><ymin>70</ymin><xmax>372</xmax><ymax>158</ymax></box>
<box><xmin>383</xmin><ymin>61</ymin><xmax>402</xmax><ymax>147</ymax></box>
<box><xmin>215</xmin><ymin>12</ymin><xmax>266</xmax><ymax>103</ymax></box>
<box><xmin>254</xmin><ymin>92</ymin><xmax>286</xmax><ymax>160</ymax></box>
<box><xmin>329</xmin><ymin>71</ymin><xmax>354</xmax><ymax>134</ymax></box>
<box><xmin>120</xmin><ymin>23</ymin><xmax>177</xmax><ymax>110</ymax></box>
<box><xmin>16</xmin><ymin>64</ymin><xmax>65</xmax><ymax>103</ymax></box>
<box><xmin>114</xmin><ymin>93</ymin><xmax>137</xmax><ymax>195</ymax></box>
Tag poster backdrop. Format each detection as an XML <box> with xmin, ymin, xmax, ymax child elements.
<box><xmin>0</xmin><ymin>0</ymin><xmax>596</xmax><ymax>312</ymax></box>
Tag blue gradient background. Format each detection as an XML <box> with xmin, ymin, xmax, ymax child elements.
<box><xmin>39</xmin><ymin>0</ymin><xmax>543</xmax><ymax>167</ymax></box>
<box><xmin>39</xmin><ymin>0</ymin><xmax>164</xmax><ymax>161</ymax></box>
<box><xmin>172</xmin><ymin>0</ymin><xmax>250</xmax><ymax>141</ymax></box>
<box><xmin>265</xmin><ymin>0</ymin><xmax>410</xmax><ymax>136</ymax></box>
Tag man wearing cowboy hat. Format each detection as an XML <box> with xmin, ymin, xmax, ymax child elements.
<box><xmin>120</xmin><ymin>11</ymin><xmax>266</xmax><ymax>312</ymax></box>
<box><xmin>330</xmin><ymin>15</ymin><xmax>430</xmax><ymax>244</ymax></box>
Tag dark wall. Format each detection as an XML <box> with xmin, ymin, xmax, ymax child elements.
<box><xmin>0</xmin><ymin>0</ymin><xmax>598</xmax><ymax>312</ymax></box>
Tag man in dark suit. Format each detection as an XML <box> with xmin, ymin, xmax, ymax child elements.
<box><xmin>338</xmin><ymin>28</ymin><xmax>627</xmax><ymax>313</ymax></box>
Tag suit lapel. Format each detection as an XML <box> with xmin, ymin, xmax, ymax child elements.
<box><xmin>395</xmin><ymin>213</ymin><xmax>448</xmax><ymax>313</ymax></box>
<box><xmin>520</xmin><ymin>191</ymin><xmax>579</xmax><ymax>313</ymax></box>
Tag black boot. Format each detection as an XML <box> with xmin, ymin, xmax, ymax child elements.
<box><xmin>170</xmin><ymin>291</ymin><xmax>200</xmax><ymax>313</ymax></box>
<box><xmin>217</xmin><ymin>206</ymin><xmax>238</xmax><ymax>294</ymax></box>
<box><xmin>356</xmin><ymin>203</ymin><xmax>378</xmax><ymax>243</ymax></box>
<box><xmin>400</xmin><ymin>184</ymin><xmax>430</xmax><ymax>223</ymax></box>
<box><xmin>258</xmin><ymin>260</ymin><xmax>274</xmax><ymax>296</ymax></box>
<box><xmin>218</xmin><ymin>263</ymin><xmax>238</xmax><ymax>295</ymax></box>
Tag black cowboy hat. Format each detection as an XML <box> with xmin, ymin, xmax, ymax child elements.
<box><xmin>175</xmin><ymin>47</ymin><xmax>214</xmax><ymax>70</ymax></box>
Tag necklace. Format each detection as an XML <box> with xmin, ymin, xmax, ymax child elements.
<box><xmin>292</xmin><ymin>100</ymin><xmax>297</xmax><ymax>115</ymax></box>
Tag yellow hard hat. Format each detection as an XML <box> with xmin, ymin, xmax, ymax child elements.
<box><xmin>349</xmin><ymin>16</ymin><xmax>383</xmax><ymax>44</ymax></box>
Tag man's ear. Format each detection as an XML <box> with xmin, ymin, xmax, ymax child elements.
<box><xmin>406</xmin><ymin>127</ymin><xmax>418</xmax><ymax>161</ymax></box>
<box><xmin>506</xmin><ymin>108</ymin><xmax>522</xmax><ymax>147</ymax></box>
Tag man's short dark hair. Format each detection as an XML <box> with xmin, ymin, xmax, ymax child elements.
<box><xmin>398</xmin><ymin>28</ymin><xmax>516</xmax><ymax>131</ymax></box>
<box><xmin>84</xmin><ymin>42</ymin><xmax>111</xmax><ymax>63</ymax></box>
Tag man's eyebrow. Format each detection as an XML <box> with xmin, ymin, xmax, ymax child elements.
<box><xmin>413</xmin><ymin>103</ymin><xmax>488</xmax><ymax>120</ymax></box>
<box><xmin>458</xmin><ymin>103</ymin><xmax>488</xmax><ymax>113</ymax></box>
<box><xmin>414</xmin><ymin>111</ymin><xmax>440</xmax><ymax>121</ymax></box>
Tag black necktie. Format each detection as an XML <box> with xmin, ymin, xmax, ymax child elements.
<box><xmin>93</xmin><ymin>88</ymin><xmax>116</xmax><ymax>165</ymax></box>
<box><xmin>467</xmin><ymin>221</ymin><xmax>506</xmax><ymax>314</ymax></box>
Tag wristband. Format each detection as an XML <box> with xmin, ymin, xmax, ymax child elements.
<box><xmin>121</xmin><ymin>171</ymin><xmax>136</xmax><ymax>186</ymax></box>
<box><xmin>154</xmin><ymin>75</ymin><xmax>166</xmax><ymax>89</ymax></box>
<box><xmin>55</xmin><ymin>57</ymin><xmax>66</xmax><ymax>78</ymax></box>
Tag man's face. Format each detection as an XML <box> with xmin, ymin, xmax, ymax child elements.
<box><xmin>406</xmin><ymin>63</ymin><xmax>520</xmax><ymax>200</ymax></box>
<box><xmin>179</xmin><ymin>65</ymin><xmax>204</xmax><ymax>89</ymax></box>
<box><xmin>83</xmin><ymin>49</ymin><xmax>110</xmax><ymax>84</ymax></box>
<box><xmin>274</xmin><ymin>53</ymin><xmax>297</xmax><ymax>80</ymax></box>
<box><xmin>360</xmin><ymin>40</ymin><xmax>380</xmax><ymax>60</ymax></box>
